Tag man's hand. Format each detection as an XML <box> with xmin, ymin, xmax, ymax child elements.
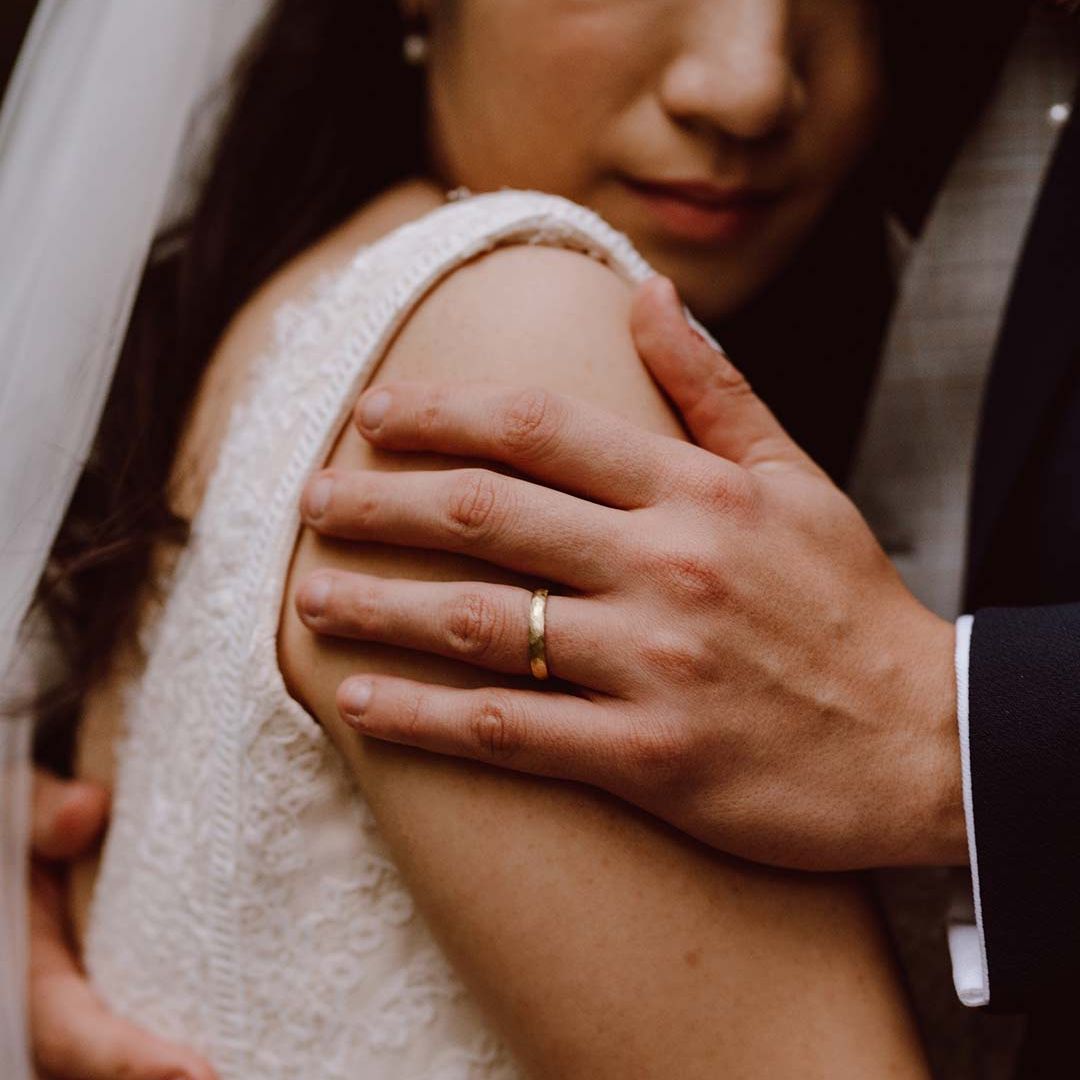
<box><xmin>29</xmin><ymin>769</ymin><xmax>216</xmax><ymax>1080</ymax></box>
<box><xmin>296</xmin><ymin>276</ymin><xmax>966</xmax><ymax>872</ymax></box>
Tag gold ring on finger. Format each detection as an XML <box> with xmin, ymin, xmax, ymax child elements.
<box><xmin>528</xmin><ymin>587</ymin><xmax>550</xmax><ymax>681</ymax></box>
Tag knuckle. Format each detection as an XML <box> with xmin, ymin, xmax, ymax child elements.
<box><xmin>445</xmin><ymin>469</ymin><xmax>502</xmax><ymax>538</ymax></box>
<box><xmin>685</xmin><ymin>463</ymin><xmax>759</xmax><ymax>518</ymax></box>
<box><xmin>414</xmin><ymin>384</ymin><xmax>449</xmax><ymax>439</ymax></box>
<box><xmin>681</xmin><ymin>359</ymin><xmax>757</xmax><ymax>435</ymax></box>
<box><xmin>333</xmin><ymin>473</ymin><xmax>379</xmax><ymax>526</ymax></box>
<box><xmin>643</xmin><ymin>544</ymin><xmax>726</xmax><ymax>604</ymax></box>
<box><xmin>468</xmin><ymin>693</ymin><xmax>522</xmax><ymax>760</ymax></box>
<box><xmin>445</xmin><ymin>591</ymin><xmax>501</xmax><ymax>659</ymax></box>
<box><xmin>396</xmin><ymin>687</ymin><xmax>429</xmax><ymax>745</ymax></box>
<box><xmin>341</xmin><ymin>581</ymin><xmax>380</xmax><ymax>632</ymax></box>
<box><xmin>497</xmin><ymin>386</ymin><xmax>561</xmax><ymax>457</ymax></box>
<box><xmin>707</xmin><ymin>354</ymin><xmax>755</xmax><ymax>397</ymax></box>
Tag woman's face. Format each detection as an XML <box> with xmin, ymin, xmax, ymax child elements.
<box><xmin>422</xmin><ymin>0</ymin><xmax>882</xmax><ymax>321</ymax></box>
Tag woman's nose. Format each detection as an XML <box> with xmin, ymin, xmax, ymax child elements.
<box><xmin>659</xmin><ymin>1</ymin><xmax>804</xmax><ymax>143</ymax></box>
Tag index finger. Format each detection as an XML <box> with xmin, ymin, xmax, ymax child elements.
<box><xmin>352</xmin><ymin>381</ymin><xmax>690</xmax><ymax>508</ymax></box>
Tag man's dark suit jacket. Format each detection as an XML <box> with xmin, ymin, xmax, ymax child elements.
<box><xmin>838</xmin><ymin>16</ymin><xmax>1079</xmax><ymax>1060</ymax></box>
<box><xmin>954</xmin><ymin>83</ymin><xmax>1080</xmax><ymax>1076</ymax></box>
<box><xmin>756</xmin><ymin>7</ymin><xmax>1078</xmax><ymax>1047</ymax></box>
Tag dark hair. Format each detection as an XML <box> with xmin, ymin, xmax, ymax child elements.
<box><xmin>29</xmin><ymin>0</ymin><xmax>1026</xmax><ymax>771</ymax></box>
<box><xmin>32</xmin><ymin>0</ymin><xmax>425</xmax><ymax>769</ymax></box>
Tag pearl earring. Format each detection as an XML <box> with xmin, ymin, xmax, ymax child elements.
<box><xmin>402</xmin><ymin>31</ymin><xmax>429</xmax><ymax>66</ymax></box>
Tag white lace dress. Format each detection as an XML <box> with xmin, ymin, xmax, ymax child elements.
<box><xmin>84</xmin><ymin>190</ymin><xmax>654</xmax><ymax>1080</ymax></box>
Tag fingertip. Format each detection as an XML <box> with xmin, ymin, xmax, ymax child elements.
<box><xmin>65</xmin><ymin>779</ymin><xmax>110</xmax><ymax>823</ymax></box>
<box><xmin>632</xmin><ymin>275</ymin><xmax>679</xmax><ymax>327</ymax></box>
<box><xmin>654</xmin><ymin>274</ymin><xmax>682</xmax><ymax>311</ymax></box>
<box><xmin>639</xmin><ymin>273</ymin><xmax>676</xmax><ymax>301</ymax></box>
<box><xmin>295</xmin><ymin>571</ymin><xmax>332</xmax><ymax>623</ymax></box>
<box><xmin>33</xmin><ymin>778</ymin><xmax>110</xmax><ymax>859</ymax></box>
<box><xmin>338</xmin><ymin>677</ymin><xmax>374</xmax><ymax>729</ymax></box>
<box><xmin>53</xmin><ymin>785</ymin><xmax>109</xmax><ymax>854</ymax></box>
<box><xmin>631</xmin><ymin>275</ymin><xmax>696</xmax><ymax>361</ymax></box>
<box><xmin>301</xmin><ymin>472</ymin><xmax>334</xmax><ymax>522</ymax></box>
<box><xmin>354</xmin><ymin>387</ymin><xmax>392</xmax><ymax>436</ymax></box>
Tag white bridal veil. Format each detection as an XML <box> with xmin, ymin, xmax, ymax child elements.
<box><xmin>0</xmin><ymin>1</ymin><xmax>269</xmax><ymax>1073</ymax></box>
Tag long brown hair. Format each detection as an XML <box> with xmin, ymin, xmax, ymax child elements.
<box><xmin>32</xmin><ymin>0</ymin><xmax>425</xmax><ymax>769</ymax></box>
<box><xmin>29</xmin><ymin>0</ymin><xmax>1026</xmax><ymax>772</ymax></box>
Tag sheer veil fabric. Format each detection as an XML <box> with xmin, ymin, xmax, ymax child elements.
<box><xmin>0</xmin><ymin>2</ymin><xmax>269</xmax><ymax>1073</ymax></box>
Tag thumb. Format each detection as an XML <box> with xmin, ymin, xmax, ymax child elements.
<box><xmin>630</xmin><ymin>276</ymin><xmax>820</xmax><ymax>475</ymax></box>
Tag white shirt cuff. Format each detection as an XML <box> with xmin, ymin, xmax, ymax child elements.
<box><xmin>946</xmin><ymin>613</ymin><xmax>990</xmax><ymax>1006</ymax></box>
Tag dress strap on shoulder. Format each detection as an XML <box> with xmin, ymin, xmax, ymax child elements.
<box><xmin>234</xmin><ymin>189</ymin><xmax>656</xmax><ymax>725</ymax></box>
<box><xmin>84</xmin><ymin>188</ymin><xmax>655</xmax><ymax>1077</ymax></box>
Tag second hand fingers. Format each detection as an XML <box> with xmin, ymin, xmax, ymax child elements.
<box><xmin>31</xmin><ymin>770</ymin><xmax>110</xmax><ymax>861</ymax></box>
<box><xmin>30</xmin><ymin>968</ymin><xmax>218</xmax><ymax>1080</ymax></box>
<box><xmin>29</xmin><ymin>868</ymin><xmax>217</xmax><ymax>1080</ymax></box>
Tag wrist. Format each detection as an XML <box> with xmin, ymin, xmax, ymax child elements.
<box><xmin>889</xmin><ymin>604</ymin><xmax>968</xmax><ymax>866</ymax></box>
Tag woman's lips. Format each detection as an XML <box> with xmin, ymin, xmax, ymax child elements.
<box><xmin>622</xmin><ymin>177</ymin><xmax>776</xmax><ymax>245</ymax></box>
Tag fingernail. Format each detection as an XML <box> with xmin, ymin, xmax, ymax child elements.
<box><xmin>304</xmin><ymin>475</ymin><xmax>333</xmax><ymax>520</ymax></box>
<box><xmin>299</xmin><ymin>575</ymin><xmax>331</xmax><ymax>619</ymax></box>
<box><xmin>359</xmin><ymin>389</ymin><xmax>392</xmax><ymax>431</ymax></box>
<box><xmin>340</xmin><ymin>679</ymin><xmax>373</xmax><ymax>724</ymax></box>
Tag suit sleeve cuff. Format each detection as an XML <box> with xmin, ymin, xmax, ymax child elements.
<box><xmin>947</xmin><ymin>613</ymin><xmax>990</xmax><ymax>1006</ymax></box>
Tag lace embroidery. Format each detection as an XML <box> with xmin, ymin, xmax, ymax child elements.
<box><xmin>85</xmin><ymin>191</ymin><xmax>653</xmax><ymax>1079</ymax></box>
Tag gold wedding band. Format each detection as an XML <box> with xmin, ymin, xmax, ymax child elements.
<box><xmin>528</xmin><ymin>587</ymin><xmax>550</xmax><ymax>680</ymax></box>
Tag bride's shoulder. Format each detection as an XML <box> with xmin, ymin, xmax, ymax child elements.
<box><xmin>215</xmin><ymin>179</ymin><xmax>644</xmax><ymax>390</ymax></box>
<box><xmin>170</xmin><ymin>180</ymin><xmax>445</xmax><ymax>514</ymax></box>
<box><xmin>349</xmin><ymin>184</ymin><xmax>658</xmax><ymax>386</ymax></box>
<box><xmin>197</xmin><ymin>180</ymin><xmax>639</xmax><ymax>405</ymax></box>
<box><xmin>173</xmin><ymin>181</ymin><xmax>648</xmax><ymax>515</ymax></box>
<box><xmin>353</xmin><ymin>185</ymin><xmax>660</xmax><ymax>413</ymax></box>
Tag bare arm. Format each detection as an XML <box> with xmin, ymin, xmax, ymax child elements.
<box><xmin>279</xmin><ymin>245</ymin><xmax>928</xmax><ymax>1078</ymax></box>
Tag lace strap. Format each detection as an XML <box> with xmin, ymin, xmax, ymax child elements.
<box><xmin>108</xmin><ymin>189</ymin><xmax>654</xmax><ymax>1066</ymax></box>
<box><xmin>235</xmin><ymin>189</ymin><xmax>655</xmax><ymax>725</ymax></box>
